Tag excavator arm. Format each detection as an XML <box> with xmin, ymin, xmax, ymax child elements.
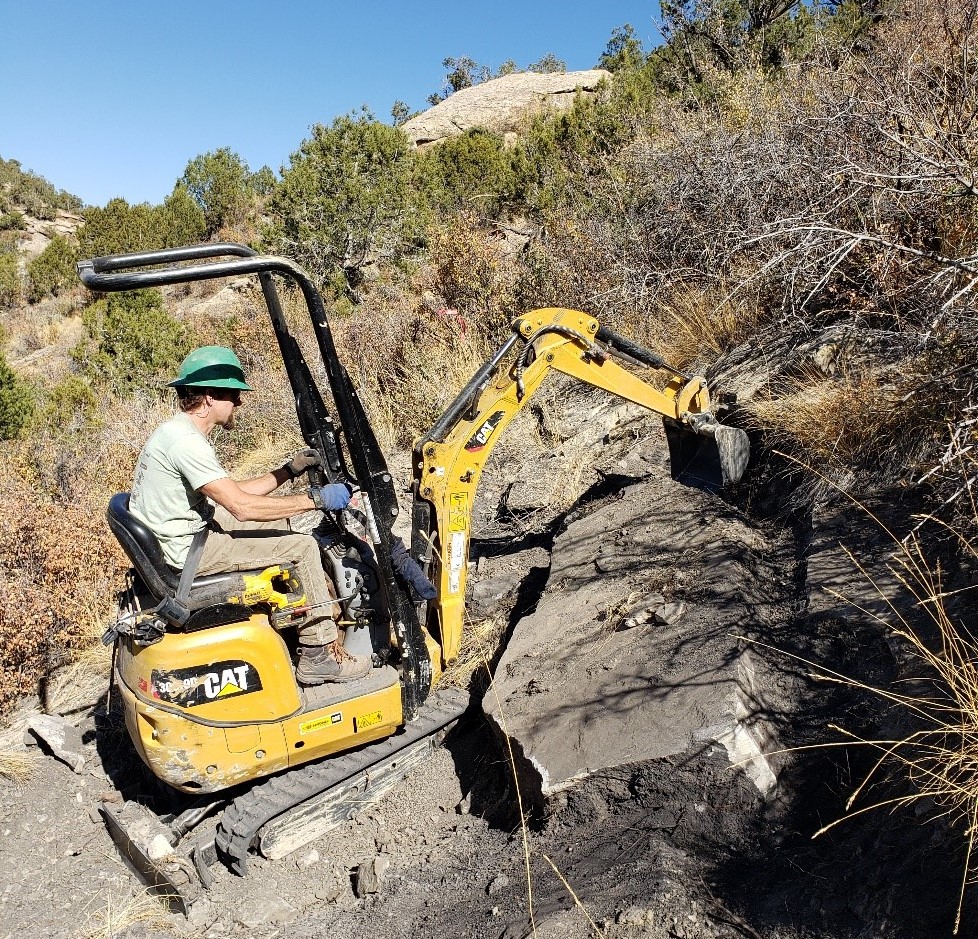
<box><xmin>411</xmin><ymin>308</ymin><xmax>750</xmax><ymax>669</ymax></box>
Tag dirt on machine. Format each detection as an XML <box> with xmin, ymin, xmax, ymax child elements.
<box><xmin>75</xmin><ymin>243</ymin><xmax>750</xmax><ymax>911</ymax></box>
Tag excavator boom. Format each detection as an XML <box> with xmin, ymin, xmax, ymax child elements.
<box><xmin>412</xmin><ymin>307</ymin><xmax>749</xmax><ymax>666</ymax></box>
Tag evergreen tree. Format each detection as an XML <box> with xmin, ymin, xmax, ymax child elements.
<box><xmin>268</xmin><ymin>111</ymin><xmax>414</xmax><ymax>295</ymax></box>
<box><xmin>180</xmin><ymin>148</ymin><xmax>273</xmax><ymax>236</ymax></box>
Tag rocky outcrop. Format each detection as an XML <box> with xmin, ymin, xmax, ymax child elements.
<box><xmin>402</xmin><ymin>69</ymin><xmax>611</xmax><ymax>148</ymax></box>
<box><xmin>15</xmin><ymin>209</ymin><xmax>84</xmax><ymax>266</ymax></box>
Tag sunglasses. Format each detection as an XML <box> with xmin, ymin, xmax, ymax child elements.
<box><xmin>210</xmin><ymin>389</ymin><xmax>243</xmax><ymax>405</ymax></box>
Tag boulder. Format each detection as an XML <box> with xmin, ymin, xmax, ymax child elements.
<box><xmin>483</xmin><ymin>469</ymin><xmax>789</xmax><ymax>802</ymax></box>
<box><xmin>402</xmin><ymin>70</ymin><xmax>611</xmax><ymax>148</ymax></box>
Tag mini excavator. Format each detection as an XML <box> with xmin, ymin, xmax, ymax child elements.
<box><xmin>77</xmin><ymin>243</ymin><xmax>749</xmax><ymax>908</ymax></box>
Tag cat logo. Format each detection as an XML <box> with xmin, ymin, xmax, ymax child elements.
<box><xmin>203</xmin><ymin>666</ymin><xmax>251</xmax><ymax>699</ymax></box>
<box><xmin>150</xmin><ymin>660</ymin><xmax>262</xmax><ymax>708</ymax></box>
<box><xmin>464</xmin><ymin>410</ymin><xmax>506</xmax><ymax>452</ymax></box>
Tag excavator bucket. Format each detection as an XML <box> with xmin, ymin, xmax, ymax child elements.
<box><xmin>665</xmin><ymin>418</ymin><xmax>750</xmax><ymax>491</ymax></box>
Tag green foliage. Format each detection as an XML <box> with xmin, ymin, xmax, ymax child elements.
<box><xmin>77</xmin><ymin>192</ymin><xmax>207</xmax><ymax>260</ymax></box>
<box><xmin>528</xmin><ymin>53</ymin><xmax>567</xmax><ymax>73</ymax></box>
<box><xmin>27</xmin><ymin>235</ymin><xmax>77</xmax><ymax>303</ymax></box>
<box><xmin>0</xmin><ymin>211</ymin><xmax>25</xmax><ymax>232</ymax></box>
<box><xmin>0</xmin><ymin>251</ymin><xmax>21</xmax><ymax>310</ymax></box>
<box><xmin>0</xmin><ymin>343</ymin><xmax>34</xmax><ymax>440</ymax></box>
<box><xmin>599</xmin><ymin>24</ymin><xmax>647</xmax><ymax>71</ymax></box>
<box><xmin>428</xmin><ymin>56</ymin><xmax>493</xmax><ymax>104</ymax></box>
<box><xmin>180</xmin><ymin>148</ymin><xmax>273</xmax><ymax>236</ymax></box>
<box><xmin>77</xmin><ymin>198</ymin><xmax>162</xmax><ymax>258</ymax></box>
<box><xmin>0</xmin><ymin>157</ymin><xmax>83</xmax><ymax>218</ymax></box>
<box><xmin>251</xmin><ymin>166</ymin><xmax>277</xmax><ymax>197</ymax></box>
<box><xmin>37</xmin><ymin>373</ymin><xmax>99</xmax><ymax>432</ymax></box>
<box><xmin>391</xmin><ymin>100</ymin><xmax>411</xmax><ymax>125</ymax></box>
<box><xmin>652</xmin><ymin>0</ymin><xmax>819</xmax><ymax>90</ymax></box>
<box><xmin>159</xmin><ymin>183</ymin><xmax>206</xmax><ymax>246</ymax></box>
<box><xmin>509</xmin><ymin>90</ymin><xmax>632</xmax><ymax>213</ymax></box>
<box><xmin>73</xmin><ymin>290</ymin><xmax>189</xmax><ymax>395</ymax></box>
<box><xmin>267</xmin><ymin>111</ymin><xmax>415</xmax><ymax>294</ymax></box>
<box><xmin>427</xmin><ymin>52</ymin><xmax>568</xmax><ymax>104</ymax></box>
<box><xmin>413</xmin><ymin>128</ymin><xmax>518</xmax><ymax>218</ymax></box>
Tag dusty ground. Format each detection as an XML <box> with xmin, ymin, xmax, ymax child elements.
<box><xmin>0</xmin><ymin>395</ymin><xmax>973</xmax><ymax>939</ymax></box>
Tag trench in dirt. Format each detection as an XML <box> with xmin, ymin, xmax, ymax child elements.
<box><xmin>418</xmin><ymin>459</ymin><xmax>975</xmax><ymax>939</ymax></box>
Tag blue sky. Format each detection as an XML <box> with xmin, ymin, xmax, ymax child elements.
<box><xmin>1</xmin><ymin>1</ymin><xmax>661</xmax><ymax>208</ymax></box>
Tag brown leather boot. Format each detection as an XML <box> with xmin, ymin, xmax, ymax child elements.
<box><xmin>296</xmin><ymin>640</ymin><xmax>372</xmax><ymax>686</ymax></box>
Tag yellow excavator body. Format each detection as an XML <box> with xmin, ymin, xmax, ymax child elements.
<box><xmin>115</xmin><ymin>615</ymin><xmax>403</xmax><ymax>792</ymax></box>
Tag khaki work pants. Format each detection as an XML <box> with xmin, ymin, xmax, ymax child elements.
<box><xmin>196</xmin><ymin>506</ymin><xmax>340</xmax><ymax>645</ymax></box>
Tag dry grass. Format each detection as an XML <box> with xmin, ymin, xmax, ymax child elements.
<box><xmin>647</xmin><ymin>286</ymin><xmax>764</xmax><ymax>373</ymax></box>
<box><xmin>747</xmin><ymin>454</ymin><xmax>978</xmax><ymax>934</ymax></box>
<box><xmin>77</xmin><ymin>889</ymin><xmax>171</xmax><ymax>939</ymax></box>
<box><xmin>442</xmin><ymin>614</ymin><xmax>508</xmax><ymax>690</ymax></box>
<box><xmin>816</xmin><ymin>525</ymin><xmax>978</xmax><ymax>935</ymax></box>
<box><xmin>745</xmin><ymin>367</ymin><xmax>906</xmax><ymax>476</ymax></box>
<box><xmin>0</xmin><ymin>749</ymin><xmax>36</xmax><ymax>782</ymax></box>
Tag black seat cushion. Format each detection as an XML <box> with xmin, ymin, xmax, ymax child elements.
<box><xmin>106</xmin><ymin>493</ymin><xmax>263</xmax><ymax>609</ymax></box>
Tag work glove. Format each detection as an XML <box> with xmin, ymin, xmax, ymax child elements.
<box><xmin>391</xmin><ymin>537</ymin><xmax>437</xmax><ymax>601</ymax></box>
<box><xmin>310</xmin><ymin>483</ymin><xmax>352</xmax><ymax>512</ymax></box>
<box><xmin>283</xmin><ymin>448</ymin><xmax>321</xmax><ymax>479</ymax></box>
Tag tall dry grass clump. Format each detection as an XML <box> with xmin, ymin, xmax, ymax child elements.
<box><xmin>797</xmin><ymin>469</ymin><xmax>978</xmax><ymax>934</ymax></box>
<box><xmin>745</xmin><ymin>366</ymin><xmax>909</xmax><ymax>480</ymax></box>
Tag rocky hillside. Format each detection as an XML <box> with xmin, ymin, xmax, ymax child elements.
<box><xmin>1</xmin><ymin>4</ymin><xmax>977</xmax><ymax>937</ymax></box>
<box><xmin>0</xmin><ymin>385</ymin><xmax>967</xmax><ymax>939</ymax></box>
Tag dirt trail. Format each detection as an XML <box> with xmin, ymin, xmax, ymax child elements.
<box><xmin>0</xmin><ymin>403</ymin><xmax>971</xmax><ymax>939</ymax></box>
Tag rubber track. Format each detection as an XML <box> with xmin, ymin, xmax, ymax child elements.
<box><xmin>215</xmin><ymin>687</ymin><xmax>468</xmax><ymax>874</ymax></box>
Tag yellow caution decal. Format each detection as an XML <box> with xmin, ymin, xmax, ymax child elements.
<box><xmin>299</xmin><ymin>711</ymin><xmax>343</xmax><ymax>735</ymax></box>
<box><xmin>449</xmin><ymin>493</ymin><xmax>469</xmax><ymax>532</ymax></box>
<box><xmin>355</xmin><ymin>710</ymin><xmax>383</xmax><ymax>732</ymax></box>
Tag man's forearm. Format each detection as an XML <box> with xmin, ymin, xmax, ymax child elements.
<box><xmin>222</xmin><ymin>490</ymin><xmax>316</xmax><ymax>522</ymax></box>
<box><xmin>201</xmin><ymin>473</ymin><xmax>315</xmax><ymax>521</ymax></box>
<box><xmin>238</xmin><ymin>467</ymin><xmax>290</xmax><ymax>496</ymax></box>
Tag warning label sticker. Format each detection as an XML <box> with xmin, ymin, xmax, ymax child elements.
<box><xmin>356</xmin><ymin>710</ymin><xmax>383</xmax><ymax>732</ymax></box>
<box><xmin>299</xmin><ymin>711</ymin><xmax>343</xmax><ymax>735</ymax></box>
<box><xmin>449</xmin><ymin>492</ymin><xmax>469</xmax><ymax>532</ymax></box>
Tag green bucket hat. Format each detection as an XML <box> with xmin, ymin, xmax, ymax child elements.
<box><xmin>168</xmin><ymin>346</ymin><xmax>254</xmax><ymax>391</ymax></box>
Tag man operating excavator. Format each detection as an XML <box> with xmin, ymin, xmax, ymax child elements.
<box><xmin>129</xmin><ymin>345</ymin><xmax>372</xmax><ymax>685</ymax></box>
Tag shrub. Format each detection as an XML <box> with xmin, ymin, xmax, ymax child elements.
<box><xmin>0</xmin><ymin>347</ymin><xmax>35</xmax><ymax>439</ymax></box>
<box><xmin>37</xmin><ymin>373</ymin><xmax>99</xmax><ymax>432</ymax></box>
<box><xmin>0</xmin><ymin>251</ymin><xmax>21</xmax><ymax>309</ymax></box>
<box><xmin>73</xmin><ymin>289</ymin><xmax>189</xmax><ymax>395</ymax></box>
<box><xmin>159</xmin><ymin>183</ymin><xmax>206</xmax><ymax>246</ymax></box>
<box><xmin>27</xmin><ymin>234</ymin><xmax>77</xmax><ymax>302</ymax></box>
<box><xmin>267</xmin><ymin>111</ymin><xmax>416</xmax><ymax>295</ymax></box>
<box><xmin>0</xmin><ymin>211</ymin><xmax>25</xmax><ymax>232</ymax></box>
<box><xmin>0</xmin><ymin>156</ymin><xmax>82</xmax><ymax>218</ymax></box>
<box><xmin>77</xmin><ymin>198</ymin><xmax>161</xmax><ymax>258</ymax></box>
<box><xmin>413</xmin><ymin>128</ymin><xmax>518</xmax><ymax>218</ymax></box>
<box><xmin>0</xmin><ymin>481</ymin><xmax>125</xmax><ymax>717</ymax></box>
<box><xmin>180</xmin><ymin>148</ymin><xmax>271</xmax><ymax>237</ymax></box>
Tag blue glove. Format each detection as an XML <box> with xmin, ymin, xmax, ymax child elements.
<box><xmin>391</xmin><ymin>537</ymin><xmax>437</xmax><ymax>601</ymax></box>
<box><xmin>310</xmin><ymin>483</ymin><xmax>352</xmax><ymax>512</ymax></box>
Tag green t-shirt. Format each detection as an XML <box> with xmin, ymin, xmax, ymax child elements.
<box><xmin>129</xmin><ymin>412</ymin><xmax>228</xmax><ymax>568</ymax></box>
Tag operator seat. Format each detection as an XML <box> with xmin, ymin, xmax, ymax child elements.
<box><xmin>107</xmin><ymin>492</ymin><xmax>261</xmax><ymax>627</ymax></box>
